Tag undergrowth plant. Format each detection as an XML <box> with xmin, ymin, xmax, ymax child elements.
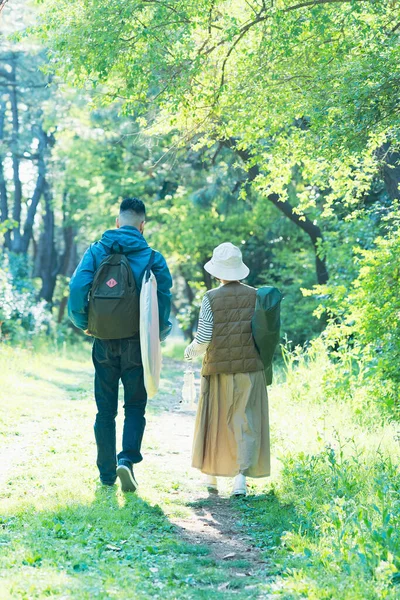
<box><xmin>253</xmin><ymin>330</ymin><xmax>400</xmax><ymax>599</ymax></box>
<box><xmin>275</xmin><ymin>440</ymin><xmax>400</xmax><ymax>599</ymax></box>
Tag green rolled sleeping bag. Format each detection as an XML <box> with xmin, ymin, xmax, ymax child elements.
<box><xmin>252</xmin><ymin>286</ymin><xmax>283</xmax><ymax>385</ymax></box>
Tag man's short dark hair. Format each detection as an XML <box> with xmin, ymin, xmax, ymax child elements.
<box><xmin>119</xmin><ymin>197</ymin><xmax>146</xmax><ymax>217</ymax></box>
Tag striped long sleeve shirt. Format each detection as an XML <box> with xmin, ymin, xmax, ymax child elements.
<box><xmin>184</xmin><ymin>294</ymin><xmax>213</xmax><ymax>359</ymax></box>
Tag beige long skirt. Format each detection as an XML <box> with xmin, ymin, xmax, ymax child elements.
<box><xmin>192</xmin><ymin>371</ymin><xmax>270</xmax><ymax>478</ymax></box>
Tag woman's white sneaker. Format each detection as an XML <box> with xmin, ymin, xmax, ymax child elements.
<box><xmin>205</xmin><ymin>475</ymin><xmax>218</xmax><ymax>493</ymax></box>
<box><xmin>232</xmin><ymin>474</ymin><xmax>247</xmax><ymax>496</ymax></box>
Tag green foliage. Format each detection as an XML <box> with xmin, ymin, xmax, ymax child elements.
<box><xmin>1</xmin><ymin>334</ymin><xmax>399</xmax><ymax>599</ymax></box>
<box><xmin>234</xmin><ymin>340</ymin><xmax>400</xmax><ymax>599</ymax></box>
<box><xmin>237</xmin><ymin>449</ymin><xmax>400</xmax><ymax>599</ymax></box>
<box><xmin>36</xmin><ymin>0</ymin><xmax>400</xmax><ymax>204</ymax></box>
<box><xmin>1</xmin><ymin>496</ymin><xmax>242</xmax><ymax>599</ymax></box>
<box><xmin>162</xmin><ymin>339</ymin><xmax>188</xmax><ymax>361</ymax></box>
<box><xmin>273</xmin><ymin>445</ymin><xmax>400</xmax><ymax>599</ymax></box>
<box><xmin>52</xmin><ymin>104</ymin><xmax>161</xmax><ymax>242</ymax></box>
<box><xmin>349</xmin><ymin>224</ymin><xmax>400</xmax><ymax>403</ymax></box>
<box><xmin>33</xmin><ymin>0</ymin><xmax>400</xmax><ymax>352</ymax></box>
<box><xmin>0</xmin><ymin>253</ymin><xmax>53</xmax><ymax>342</ymax></box>
<box><xmin>291</xmin><ymin>207</ymin><xmax>400</xmax><ymax>416</ymax></box>
<box><xmin>0</xmin><ymin>344</ymin><xmax>264</xmax><ymax>599</ymax></box>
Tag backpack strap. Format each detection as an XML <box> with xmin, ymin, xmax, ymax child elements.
<box><xmin>143</xmin><ymin>250</ymin><xmax>156</xmax><ymax>284</ymax></box>
<box><xmin>89</xmin><ymin>243</ymin><xmax>98</xmax><ymax>270</ymax></box>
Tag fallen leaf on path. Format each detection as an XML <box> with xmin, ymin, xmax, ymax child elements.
<box><xmin>222</xmin><ymin>552</ymin><xmax>236</xmax><ymax>560</ymax></box>
<box><xmin>218</xmin><ymin>582</ymin><xmax>230</xmax><ymax>590</ymax></box>
<box><xmin>105</xmin><ymin>544</ymin><xmax>121</xmax><ymax>552</ymax></box>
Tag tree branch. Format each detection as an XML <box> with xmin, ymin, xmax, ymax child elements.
<box><xmin>284</xmin><ymin>0</ymin><xmax>369</xmax><ymax>11</ymax></box>
<box><xmin>222</xmin><ymin>138</ymin><xmax>329</xmax><ymax>284</ymax></box>
<box><xmin>391</xmin><ymin>21</ymin><xmax>400</xmax><ymax>34</ymax></box>
<box><xmin>141</xmin><ymin>0</ymin><xmax>191</xmax><ymax>21</ymax></box>
<box><xmin>201</xmin><ymin>0</ymin><xmax>371</xmax><ymax>58</ymax></box>
<box><xmin>0</xmin><ymin>68</ymin><xmax>12</xmax><ymax>80</ymax></box>
<box><xmin>0</xmin><ymin>0</ymin><xmax>9</xmax><ymax>14</ymax></box>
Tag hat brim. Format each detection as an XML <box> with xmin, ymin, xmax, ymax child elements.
<box><xmin>204</xmin><ymin>260</ymin><xmax>250</xmax><ymax>281</ymax></box>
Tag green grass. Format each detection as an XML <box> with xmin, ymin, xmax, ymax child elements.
<box><xmin>0</xmin><ymin>493</ymin><xmax>241</xmax><ymax>599</ymax></box>
<box><xmin>0</xmin><ymin>342</ymin><xmax>262</xmax><ymax>599</ymax></box>
<box><xmin>162</xmin><ymin>338</ymin><xmax>188</xmax><ymax>361</ymax></box>
<box><xmin>233</xmin><ymin>340</ymin><xmax>400</xmax><ymax>599</ymax></box>
<box><xmin>0</xmin><ymin>339</ymin><xmax>399</xmax><ymax>599</ymax></box>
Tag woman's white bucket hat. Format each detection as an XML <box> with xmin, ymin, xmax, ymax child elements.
<box><xmin>204</xmin><ymin>242</ymin><xmax>250</xmax><ymax>281</ymax></box>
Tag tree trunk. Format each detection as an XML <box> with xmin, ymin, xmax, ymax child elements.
<box><xmin>20</xmin><ymin>126</ymin><xmax>47</xmax><ymax>253</ymax></box>
<box><xmin>56</xmin><ymin>193</ymin><xmax>79</xmax><ymax>322</ymax></box>
<box><xmin>58</xmin><ymin>192</ymin><xmax>78</xmax><ymax>277</ymax></box>
<box><xmin>57</xmin><ymin>295</ymin><xmax>68</xmax><ymax>323</ymax></box>
<box><xmin>9</xmin><ymin>55</ymin><xmax>23</xmax><ymax>253</ymax></box>
<box><xmin>267</xmin><ymin>192</ymin><xmax>329</xmax><ymax>285</ymax></box>
<box><xmin>0</xmin><ymin>99</ymin><xmax>10</xmax><ymax>248</ymax></box>
<box><xmin>36</xmin><ymin>183</ymin><xmax>58</xmax><ymax>303</ymax></box>
<box><xmin>181</xmin><ymin>273</ymin><xmax>197</xmax><ymax>340</ymax></box>
<box><xmin>202</xmin><ymin>265</ymin><xmax>212</xmax><ymax>290</ymax></box>
<box><xmin>3</xmin><ymin>56</ymin><xmax>47</xmax><ymax>255</ymax></box>
<box><xmin>376</xmin><ymin>142</ymin><xmax>400</xmax><ymax>201</ymax></box>
<box><xmin>59</xmin><ymin>225</ymin><xmax>77</xmax><ymax>276</ymax></box>
<box><xmin>222</xmin><ymin>138</ymin><xmax>329</xmax><ymax>285</ymax></box>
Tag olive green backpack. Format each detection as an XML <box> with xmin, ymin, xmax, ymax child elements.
<box><xmin>88</xmin><ymin>246</ymin><xmax>154</xmax><ymax>340</ymax></box>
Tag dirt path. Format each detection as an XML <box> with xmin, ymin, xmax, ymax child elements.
<box><xmin>174</xmin><ymin>495</ymin><xmax>266</xmax><ymax>566</ymax></box>
<box><xmin>144</xmin><ymin>358</ymin><xmax>270</xmax><ymax>582</ymax></box>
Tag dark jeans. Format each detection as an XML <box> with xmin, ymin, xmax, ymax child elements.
<box><xmin>92</xmin><ymin>337</ymin><xmax>147</xmax><ymax>484</ymax></box>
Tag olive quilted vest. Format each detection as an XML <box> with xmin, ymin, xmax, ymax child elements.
<box><xmin>202</xmin><ymin>282</ymin><xmax>264</xmax><ymax>376</ymax></box>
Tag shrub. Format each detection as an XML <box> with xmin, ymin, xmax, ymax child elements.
<box><xmin>348</xmin><ymin>227</ymin><xmax>400</xmax><ymax>414</ymax></box>
<box><xmin>278</xmin><ymin>443</ymin><xmax>400</xmax><ymax>599</ymax></box>
<box><xmin>301</xmin><ymin>218</ymin><xmax>400</xmax><ymax>419</ymax></box>
<box><xmin>0</xmin><ymin>253</ymin><xmax>53</xmax><ymax>343</ymax></box>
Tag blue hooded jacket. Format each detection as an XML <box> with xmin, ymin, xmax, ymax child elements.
<box><xmin>68</xmin><ymin>226</ymin><xmax>173</xmax><ymax>341</ymax></box>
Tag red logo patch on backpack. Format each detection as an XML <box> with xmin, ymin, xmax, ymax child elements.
<box><xmin>106</xmin><ymin>278</ymin><xmax>118</xmax><ymax>288</ymax></box>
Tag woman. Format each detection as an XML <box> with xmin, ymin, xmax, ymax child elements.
<box><xmin>184</xmin><ymin>242</ymin><xmax>270</xmax><ymax>496</ymax></box>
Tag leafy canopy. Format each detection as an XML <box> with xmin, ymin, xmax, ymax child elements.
<box><xmin>36</xmin><ymin>0</ymin><xmax>400</xmax><ymax>205</ymax></box>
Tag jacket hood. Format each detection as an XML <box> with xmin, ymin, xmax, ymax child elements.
<box><xmin>99</xmin><ymin>226</ymin><xmax>149</xmax><ymax>254</ymax></box>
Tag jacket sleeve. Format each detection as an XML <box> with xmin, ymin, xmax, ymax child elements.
<box><xmin>184</xmin><ymin>294</ymin><xmax>213</xmax><ymax>359</ymax></box>
<box><xmin>152</xmin><ymin>252</ymin><xmax>173</xmax><ymax>341</ymax></box>
<box><xmin>68</xmin><ymin>246</ymin><xmax>96</xmax><ymax>331</ymax></box>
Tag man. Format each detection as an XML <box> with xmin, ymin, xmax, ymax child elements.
<box><xmin>68</xmin><ymin>198</ymin><xmax>173</xmax><ymax>491</ymax></box>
